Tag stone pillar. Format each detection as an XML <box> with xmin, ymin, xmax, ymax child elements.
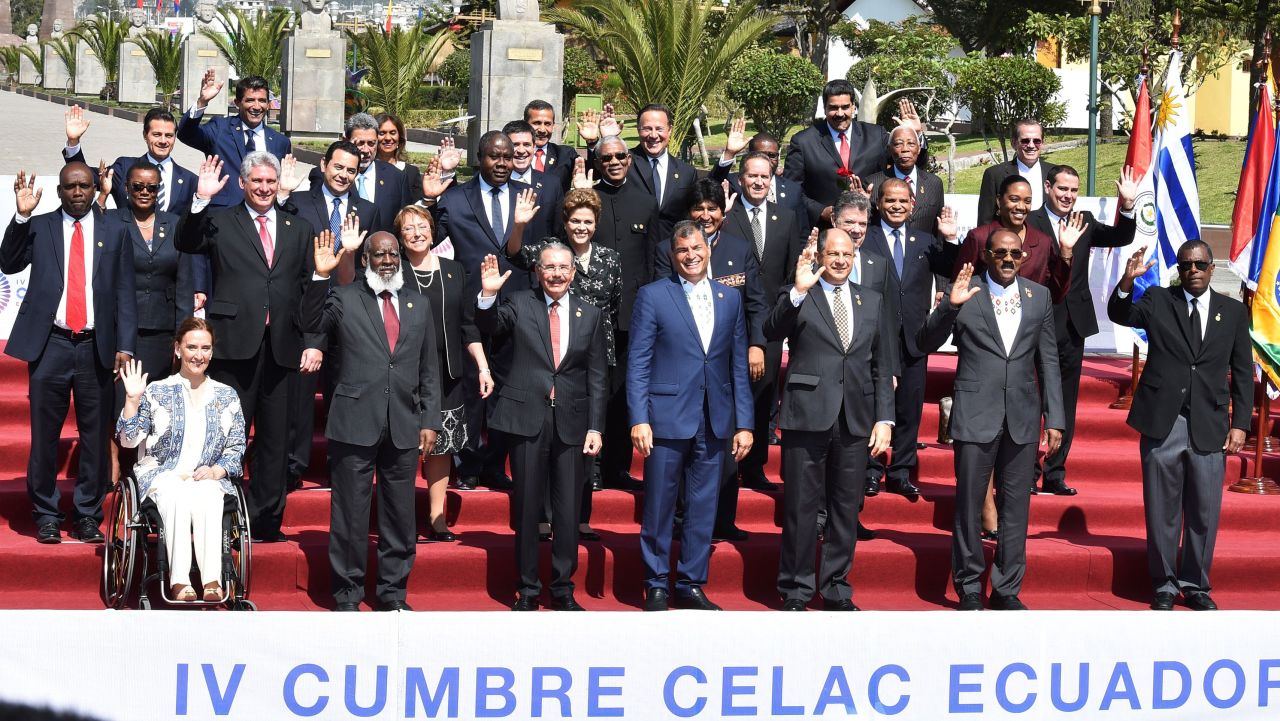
<box><xmin>74</xmin><ymin>39</ymin><xmax>105</xmax><ymax>96</ymax></box>
<box><xmin>182</xmin><ymin>35</ymin><xmax>228</xmax><ymax>116</ymax></box>
<box><xmin>279</xmin><ymin>28</ymin><xmax>346</xmax><ymax>139</ymax></box>
<box><xmin>0</xmin><ymin>2</ymin><xmax>12</xmax><ymax>36</ymax></box>
<box><xmin>118</xmin><ymin>41</ymin><xmax>157</xmax><ymax>104</ymax></box>
<box><xmin>39</xmin><ymin>0</ymin><xmax>76</xmax><ymax>41</ymax></box>
<box><xmin>42</xmin><ymin>45</ymin><xmax>70</xmax><ymax>91</ymax></box>
<box><xmin>19</xmin><ymin>36</ymin><xmax>41</xmax><ymax>85</ymax></box>
<box><xmin>467</xmin><ymin>19</ymin><xmax>563</xmax><ymax>156</ymax></box>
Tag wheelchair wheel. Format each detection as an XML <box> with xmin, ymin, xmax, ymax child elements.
<box><xmin>228</xmin><ymin>485</ymin><xmax>252</xmax><ymax>601</ymax></box>
<box><xmin>102</xmin><ymin>478</ymin><xmax>138</xmax><ymax>609</ymax></box>
<box><xmin>232</xmin><ymin>600</ymin><xmax>257</xmax><ymax>612</ymax></box>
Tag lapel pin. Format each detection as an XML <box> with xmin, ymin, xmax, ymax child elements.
<box><xmin>1024</xmin><ymin>288</ymin><xmax>1033</xmax><ymax>298</ymax></box>
<box><xmin>177</xmin><ymin>178</ymin><xmax>183</xmax><ymax>184</ymax></box>
<box><xmin>717</xmin><ymin>292</ymin><xmax>724</xmax><ymax>299</ymax></box>
<box><xmin>771</xmin><ymin>215</ymin><xmax>778</xmax><ymax>221</ymax></box>
<box><xmin>1215</xmin><ymin>312</ymin><xmax>1221</xmax><ymax>322</ymax></box>
<box><xmin>780</xmin><ymin>192</ymin><xmax>787</xmax><ymax>198</ymax></box>
<box><xmin>673</xmin><ymin>173</ymin><xmax>679</xmax><ymax>179</ymax></box>
<box><xmin>727</xmin><ymin>260</ymin><xmax>734</xmax><ymax>266</ymax></box>
<box><xmin>447</xmin><ymin>273</ymin><xmax>453</xmax><ymax>278</ymax></box>
<box><xmin>406</xmin><ymin>302</ymin><xmax>413</xmax><ymax>308</ymax></box>
<box><xmin>97</xmin><ymin>241</ymin><xmax>103</xmax><ymax>247</ymax></box>
<box><xmin>909</xmin><ymin>236</ymin><xmax>916</xmax><ymax>243</ymax></box>
<box><xmin>855</xmin><ymin>294</ymin><xmax>862</xmax><ymax>305</ymax></box>
<box><xmin>549</xmin><ymin>157</ymin><xmax>556</xmax><ymax>165</ymax></box>
<box><xmin>576</xmin><ymin>309</ymin><xmax>583</xmax><ymax>317</ymax></box>
<box><xmin>284</xmin><ymin>219</ymin><xmax>291</xmax><ymax>226</ymax></box>
<box><xmin>867</xmin><ymin>257</ymin><xmax>874</xmax><ymax>264</ymax></box>
<box><xmin>379</xmin><ymin>180</ymin><xmax>384</xmax><ymax>186</ymax></box>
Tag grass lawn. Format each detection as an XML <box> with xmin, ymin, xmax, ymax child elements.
<box><xmin>947</xmin><ymin>137</ymin><xmax>1244</xmax><ymax>225</ymax></box>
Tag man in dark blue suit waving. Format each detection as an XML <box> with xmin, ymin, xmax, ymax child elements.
<box><xmin>629</xmin><ymin>221</ymin><xmax>754</xmax><ymax>612</ymax></box>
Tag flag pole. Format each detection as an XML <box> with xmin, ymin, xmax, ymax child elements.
<box><xmin>1111</xmin><ymin>45</ymin><xmax>1151</xmax><ymax>412</ymax></box>
<box><xmin>1245</xmin><ymin>34</ymin><xmax>1273</xmax><ymax>453</ymax></box>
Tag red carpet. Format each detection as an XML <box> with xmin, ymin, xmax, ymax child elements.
<box><xmin>1</xmin><ymin>347</ymin><xmax>1279</xmax><ymax>611</ymax></box>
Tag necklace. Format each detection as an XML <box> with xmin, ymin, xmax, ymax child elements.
<box><xmin>413</xmin><ymin>266</ymin><xmax>436</xmax><ymax>291</ymax></box>
<box><xmin>136</xmin><ymin>218</ymin><xmax>155</xmax><ymax>229</ymax></box>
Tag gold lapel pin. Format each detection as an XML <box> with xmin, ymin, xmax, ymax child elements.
<box><xmin>727</xmin><ymin>260</ymin><xmax>734</xmax><ymax>266</ymax></box>
<box><xmin>1024</xmin><ymin>288</ymin><xmax>1033</xmax><ymax>298</ymax></box>
<box><xmin>549</xmin><ymin>157</ymin><xmax>556</xmax><ymax>165</ymax></box>
<box><xmin>771</xmin><ymin>215</ymin><xmax>778</xmax><ymax>221</ymax></box>
<box><xmin>576</xmin><ymin>309</ymin><xmax>583</xmax><ymax>317</ymax></box>
<box><xmin>717</xmin><ymin>292</ymin><xmax>724</xmax><ymax>298</ymax></box>
<box><xmin>909</xmin><ymin>236</ymin><xmax>916</xmax><ymax>243</ymax></box>
<box><xmin>447</xmin><ymin>273</ymin><xmax>453</xmax><ymax>278</ymax></box>
<box><xmin>1215</xmin><ymin>312</ymin><xmax>1221</xmax><ymax>322</ymax></box>
<box><xmin>379</xmin><ymin>179</ymin><xmax>384</xmax><ymax>186</ymax></box>
<box><xmin>673</xmin><ymin>173</ymin><xmax>680</xmax><ymax>179</ymax></box>
<box><xmin>407</xmin><ymin>302</ymin><xmax>413</xmax><ymax>308</ymax></box>
<box><xmin>855</xmin><ymin>294</ymin><xmax>862</xmax><ymax>305</ymax></box>
<box><xmin>97</xmin><ymin>241</ymin><xmax>103</xmax><ymax>247</ymax></box>
<box><xmin>284</xmin><ymin>219</ymin><xmax>291</xmax><ymax>226</ymax></box>
<box><xmin>177</xmin><ymin>178</ymin><xmax>183</xmax><ymax>184</ymax></box>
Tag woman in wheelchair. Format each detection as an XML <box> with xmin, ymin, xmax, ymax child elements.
<box><xmin>116</xmin><ymin>318</ymin><xmax>246</xmax><ymax>602</ymax></box>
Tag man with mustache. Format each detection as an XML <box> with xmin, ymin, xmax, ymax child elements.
<box><xmin>524</xmin><ymin>99</ymin><xmax>578</xmax><ymax>191</ymax></box>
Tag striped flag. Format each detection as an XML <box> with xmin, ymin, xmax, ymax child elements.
<box><xmin>386</xmin><ymin>0</ymin><xmax>394</xmax><ymax>32</ymax></box>
<box><xmin>1230</xmin><ymin>73</ymin><xmax>1279</xmax><ymax>287</ymax></box>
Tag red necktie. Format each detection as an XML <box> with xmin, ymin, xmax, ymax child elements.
<box><xmin>534</xmin><ymin>148</ymin><xmax>545</xmax><ymax>172</ymax></box>
<box><xmin>255</xmin><ymin>215</ymin><xmax>274</xmax><ymax>268</ymax></box>
<box><xmin>67</xmin><ymin>220</ymin><xmax>87</xmax><ymax>333</ymax></box>
<box><xmin>381</xmin><ymin>291</ymin><xmax>399</xmax><ymax>353</ymax></box>
<box><xmin>838</xmin><ymin>131</ymin><xmax>850</xmax><ymax>169</ymax></box>
<box><xmin>549</xmin><ymin>300</ymin><xmax>561</xmax><ymax>400</ymax></box>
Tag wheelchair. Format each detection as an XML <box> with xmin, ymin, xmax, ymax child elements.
<box><xmin>102</xmin><ymin>472</ymin><xmax>255</xmax><ymax>611</ymax></box>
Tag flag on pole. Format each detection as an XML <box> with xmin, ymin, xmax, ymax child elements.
<box><xmin>385</xmin><ymin>0</ymin><xmax>394</xmax><ymax>32</ymax></box>
<box><xmin>1229</xmin><ymin>72</ymin><xmax>1279</xmax><ymax>286</ymax></box>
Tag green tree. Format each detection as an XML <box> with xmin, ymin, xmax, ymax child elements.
<box><xmin>10</xmin><ymin>0</ymin><xmax>42</xmax><ymax>36</ymax></box>
<box><xmin>133</xmin><ymin>30</ymin><xmax>185</xmax><ymax>108</ymax></box>
<box><xmin>724</xmin><ymin>47</ymin><xmax>823</xmax><ymax>139</ymax></box>
<box><xmin>200</xmin><ymin>7</ymin><xmax>291</xmax><ymax>92</ymax></box>
<box><xmin>350</xmin><ymin>24</ymin><xmax>453</xmax><ymax>117</ymax></box>
<box><xmin>924</xmin><ymin>0</ymin><xmax>1079</xmax><ymax>54</ymax></box>
<box><xmin>756</xmin><ymin>1</ymin><xmax>846</xmax><ymax>75</ymax></box>
<box><xmin>436</xmin><ymin>48</ymin><xmax>470</xmax><ymax>88</ymax></box>
<box><xmin>563</xmin><ymin>45</ymin><xmax>604</xmax><ymax>98</ymax></box>
<box><xmin>835</xmin><ymin>17</ymin><xmax>956</xmax><ymax>126</ymax></box>
<box><xmin>950</xmin><ymin>53</ymin><xmax>1067</xmax><ymax>161</ymax></box>
<box><xmin>72</xmin><ymin>16</ymin><xmax>129</xmax><ymax>98</ymax></box>
<box><xmin>547</xmin><ymin>0</ymin><xmax>779</xmax><ymax>152</ymax></box>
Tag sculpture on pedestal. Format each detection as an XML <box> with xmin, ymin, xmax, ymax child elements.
<box><xmin>299</xmin><ymin>0</ymin><xmax>334</xmax><ymax>35</ymax></box>
<box><xmin>25</xmin><ymin>24</ymin><xmax>38</xmax><ymax>44</ymax></box>
<box><xmin>195</xmin><ymin>0</ymin><xmax>219</xmax><ymax>30</ymax></box>
<box><xmin>497</xmin><ymin>0</ymin><xmax>539</xmax><ymax>21</ymax></box>
<box><xmin>50</xmin><ymin>20</ymin><xmax>64</xmax><ymax>39</ymax></box>
<box><xmin>128</xmin><ymin>9</ymin><xmax>148</xmax><ymax>38</ymax></box>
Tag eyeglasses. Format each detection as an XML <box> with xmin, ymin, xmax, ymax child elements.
<box><xmin>986</xmin><ymin>248</ymin><xmax>1027</xmax><ymax>260</ymax></box>
<box><xmin>599</xmin><ymin>152</ymin><xmax>628</xmax><ymax>162</ymax></box>
<box><xmin>1018</xmin><ymin>138</ymin><xmax>1044</xmax><ymax>147</ymax></box>
<box><xmin>1177</xmin><ymin>260</ymin><xmax>1211</xmax><ymax>272</ymax></box>
<box><xmin>129</xmin><ymin>182</ymin><xmax>161</xmax><ymax>194</ymax></box>
<box><xmin>756</xmin><ymin>152</ymin><xmax>781</xmax><ymax>160</ymax></box>
<box><xmin>539</xmin><ymin>264</ymin><xmax>573</xmax><ymax>273</ymax></box>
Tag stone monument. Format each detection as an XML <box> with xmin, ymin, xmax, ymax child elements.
<box><xmin>19</xmin><ymin>26</ymin><xmax>41</xmax><ymax>85</ymax></box>
<box><xmin>42</xmin><ymin>39</ymin><xmax>70</xmax><ymax>91</ymax></box>
<box><xmin>39</xmin><ymin>0</ymin><xmax>75</xmax><ymax>41</ymax></box>
<box><xmin>74</xmin><ymin>38</ymin><xmax>105</xmax><ymax>95</ymax></box>
<box><xmin>50</xmin><ymin>19</ymin><xmax>65</xmax><ymax>39</ymax></box>
<box><xmin>280</xmin><ymin>0</ymin><xmax>345</xmax><ymax>138</ymax></box>
<box><xmin>119</xmin><ymin>16</ymin><xmax>157</xmax><ymax>104</ymax></box>
<box><xmin>467</xmin><ymin>0</ymin><xmax>564</xmax><ymax>156</ymax></box>
<box><xmin>183</xmin><ymin>0</ymin><xmax>229</xmax><ymax>115</ymax></box>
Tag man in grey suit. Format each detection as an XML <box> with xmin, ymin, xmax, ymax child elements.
<box><xmin>304</xmin><ymin>231</ymin><xmax>442</xmax><ymax>612</ymax></box>
<box><xmin>1108</xmin><ymin>241</ymin><xmax>1251</xmax><ymax>611</ymax></box>
<box><xmin>765</xmin><ymin>230</ymin><xmax>894</xmax><ymax>611</ymax></box>
<box><xmin>919</xmin><ymin>229</ymin><xmax>1064</xmax><ymax>611</ymax></box>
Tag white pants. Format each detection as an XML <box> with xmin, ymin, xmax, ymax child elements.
<box><xmin>148</xmin><ymin>473</ymin><xmax>227</xmax><ymax>588</ymax></box>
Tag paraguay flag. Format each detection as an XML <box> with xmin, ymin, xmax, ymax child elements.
<box><xmin>1230</xmin><ymin>72</ymin><xmax>1280</xmax><ymax>287</ymax></box>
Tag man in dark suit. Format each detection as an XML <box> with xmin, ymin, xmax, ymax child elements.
<box><xmin>2</xmin><ymin>164</ymin><xmax>137</xmax><ymax>544</ymax></box>
<box><xmin>1029</xmin><ymin>164</ymin><xmax>1139</xmax><ymax>495</ymax></box>
<box><xmin>976</xmin><ymin>120</ymin><xmax>1046</xmax><ymax>224</ymax></box>
<box><xmin>177</xmin><ymin>153</ymin><xmax>322</xmax><ymax>542</ymax></box>
<box><xmin>64</xmin><ymin>105</ymin><xmax>199</xmax><ymax>215</ymax></box>
<box><xmin>502</xmin><ymin>119</ymin><xmax>564</xmax><ymax>240</ymax></box>
<box><xmin>585</xmin><ymin>134</ymin><xmax>661</xmax><ymax>490</ymax></box>
<box><xmin>784</xmin><ymin>79</ymin><xmax>922</xmax><ymax>225</ymax></box>
<box><xmin>709</xmin><ymin>119</ymin><xmax>818</xmax><ymax>230</ymax></box>
<box><xmin>629</xmin><ymin>222</ymin><xmax>754</xmax><ymax>611</ymax></box>
<box><xmin>613</xmin><ymin>104</ymin><xmax>697</xmax><ymax>240</ymax></box>
<box><xmin>766</xmin><ymin>230</ymin><xmax>894</xmax><ymax>611</ymax></box>
<box><xmin>476</xmin><ymin>244</ymin><xmax>608</xmax><ymax>611</ymax></box>
<box><xmin>721</xmin><ymin>153</ymin><xmax>804</xmax><ymax>502</ymax></box>
<box><xmin>342</xmin><ymin>113</ymin><xmax>407</xmax><ymax>235</ymax></box>
<box><xmin>525</xmin><ymin>99</ymin><xmax>578</xmax><ymax>191</ymax></box>
<box><xmin>304</xmin><ymin>230</ymin><xmax>441</xmax><ymax>612</ymax></box>
<box><xmin>864</xmin><ymin>126</ymin><xmax>946</xmax><ymax>237</ymax></box>
<box><xmin>1108</xmin><ymin>241</ymin><xmax>1251</xmax><ymax>611</ymax></box>
<box><xmin>177</xmin><ymin>71</ymin><xmax>291</xmax><ymax>207</ymax></box>
<box><xmin>919</xmin><ymin>230</ymin><xmax>1064</xmax><ymax>611</ymax></box>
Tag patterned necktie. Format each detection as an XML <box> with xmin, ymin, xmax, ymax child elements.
<box><xmin>330</xmin><ymin>197</ymin><xmax>343</xmax><ymax>252</ymax></box>
<box><xmin>534</xmin><ymin>148</ymin><xmax>545</xmax><ymax>172</ymax></box>
<box><xmin>244</xmin><ymin>129</ymin><xmax>254</xmax><ymax>153</ymax></box>
<box><xmin>155</xmin><ymin>168</ymin><xmax>166</xmax><ymax>212</ymax></box>
<box><xmin>490</xmin><ymin>187</ymin><xmax>505</xmax><ymax>239</ymax></box>
<box><xmin>651</xmin><ymin>157</ymin><xmax>663</xmax><ymax>205</ymax></box>
<box><xmin>67</xmin><ymin>220</ymin><xmax>87</xmax><ymax>333</ymax></box>
<box><xmin>831</xmin><ymin>286</ymin><xmax>850</xmax><ymax>351</ymax></box>
<box><xmin>891</xmin><ymin>228</ymin><xmax>904</xmax><ymax>278</ymax></box>
<box><xmin>380</xmin><ymin>291</ymin><xmax>399</xmax><ymax>353</ymax></box>
<box><xmin>1189</xmin><ymin>297</ymin><xmax>1202</xmax><ymax>355</ymax></box>
<box><xmin>838</xmin><ymin>131</ymin><xmax>850</xmax><ymax>169</ymax></box>
<box><xmin>750</xmin><ymin>207</ymin><xmax>764</xmax><ymax>260</ymax></box>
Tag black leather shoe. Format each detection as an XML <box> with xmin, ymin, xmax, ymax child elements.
<box><xmin>1184</xmin><ymin>592</ymin><xmax>1218</xmax><ymax>611</ymax></box>
<box><xmin>591</xmin><ymin>476</ymin><xmax>604</xmax><ymax>492</ymax></box>
<box><xmin>856</xmin><ymin>522</ymin><xmax>876</xmax><ymax>541</ymax></box>
<box><xmin>379</xmin><ymin>600</ymin><xmax>413</xmax><ymax>612</ymax></box>
<box><xmin>511</xmin><ymin>595</ymin><xmax>539</xmax><ymax>611</ymax></box>
<box><xmin>481</xmin><ymin>473</ymin><xmax>513</xmax><ymax>490</ymax></box>
<box><xmin>823</xmin><ymin>598</ymin><xmax>860</xmax><ymax>611</ymax></box>
<box><xmin>607</xmin><ymin>472</ymin><xmax>644</xmax><ymax>491</ymax></box>
<box><xmin>250</xmin><ymin>532</ymin><xmax>286</xmax><ymax>543</ymax></box>
<box><xmin>1040</xmin><ymin>481</ymin><xmax>1078</xmax><ymax>496</ymax></box>
<box><xmin>990</xmin><ymin>593</ymin><xmax>1028</xmax><ymax>610</ymax></box>
<box><xmin>1151</xmin><ymin>592</ymin><xmax>1176</xmax><ymax>611</ymax></box>
<box><xmin>36</xmin><ymin>522</ymin><xmax>60</xmax><ymax>544</ymax></box>
<box><xmin>865</xmin><ymin>476</ymin><xmax>882</xmax><ymax>497</ymax></box>
<box><xmin>782</xmin><ymin>599</ymin><xmax>806</xmax><ymax>611</ymax></box>
<box><xmin>286</xmin><ymin>475</ymin><xmax>304</xmax><ymax>493</ymax></box>
<box><xmin>552</xmin><ymin>594</ymin><xmax>586</xmax><ymax>611</ymax></box>
<box><xmin>70</xmin><ymin>518</ymin><xmax>104</xmax><ymax>543</ymax></box>
<box><xmin>578</xmin><ymin>528</ymin><xmax>602</xmax><ymax>542</ymax></box>
<box><xmin>768</xmin><ymin>430</ymin><xmax>780</xmax><ymax>446</ymax></box>
<box><xmin>958</xmin><ymin>592</ymin><xmax>984</xmax><ymax>611</ymax></box>
<box><xmin>740</xmin><ymin>470</ymin><xmax>778</xmax><ymax>491</ymax></box>
<box><xmin>711</xmin><ymin>526</ymin><xmax>748</xmax><ymax>542</ymax></box>
<box><xmin>334</xmin><ymin>602</ymin><xmax>360</xmax><ymax>612</ymax></box>
<box><xmin>886</xmin><ymin>479</ymin><xmax>921</xmax><ymax>498</ymax></box>
<box><xmin>644</xmin><ymin>588</ymin><xmax>669</xmax><ymax>612</ymax></box>
<box><xmin>454</xmin><ymin>475</ymin><xmax>477</xmax><ymax>491</ymax></box>
<box><xmin>674</xmin><ymin>587</ymin><xmax>722</xmax><ymax>611</ymax></box>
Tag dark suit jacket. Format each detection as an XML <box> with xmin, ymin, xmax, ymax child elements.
<box><xmin>723</xmin><ymin>200</ymin><xmax>803</xmax><ymax>304</ymax></box>
<box><xmin>627</xmin><ymin>276</ymin><xmax>754</xmax><ymax>440</ymax></box>
<box><xmin>302</xmin><ymin>279</ymin><xmax>442</xmax><ymax>448</ymax></box>
<box><xmin>176</xmin><ymin>205</ymin><xmax>316</xmax><ymax>364</ymax></box>
<box><xmin>863</xmin><ymin>224</ymin><xmax>954</xmax><ymax>359</ymax></box>
<box><xmin>625</xmin><ymin>147</ymin><xmax>697</xmax><ymax>239</ymax></box>
<box><xmin>918</xmin><ymin>276</ymin><xmax>1064</xmax><ymax>445</ymax></box>
<box><xmin>865</xmin><ymin>167</ymin><xmax>945</xmax><ymax>237</ymax></box>
<box><xmin>399</xmin><ymin>161</ymin><xmax>424</xmax><ymax>205</ymax></box>
<box><xmin>536</xmin><ymin>141</ymin><xmax>578</xmax><ymax>191</ymax></box>
<box><xmin>1027</xmin><ymin>207</ymin><xmax>1137</xmax><ymax>338</ymax></box>
<box><xmin>401</xmin><ymin>257</ymin><xmax>480</xmax><ymax>381</ymax></box>
<box><xmin>307</xmin><ymin>160</ymin><xmax>404</xmax><ymax>234</ymax></box>
<box><xmin>852</xmin><ymin>248</ymin><xmax>902</xmax><ymax>377</ymax></box>
<box><xmin>281</xmin><ymin>184</ymin><xmax>379</xmax><ymax>250</ymax></box>
<box><xmin>433</xmin><ymin>177</ymin><xmax>538</xmax><ymax>296</ymax></box>
<box><xmin>764</xmin><ymin>283</ymin><xmax>894</xmax><ymax>434</ymax></box>
<box><xmin>953</xmin><ymin>221</ymin><xmax>1071</xmax><ymax>303</ymax></box>
<box><xmin>106</xmin><ymin>208</ymin><xmax>200</xmax><ymax>331</ymax></box>
<box><xmin>0</xmin><ymin>208</ymin><xmax>137</xmax><ymax>368</ymax></box>
<box><xmin>511</xmin><ymin>168</ymin><xmax>565</xmax><ymax>240</ymax></box>
<box><xmin>594</xmin><ymin>180</ymin><xmax>660</xmax><ymax>331</ymax></box>
<box><xmin>175</xmin><ymin>113</ymin><xmax>291</xmax><ymax>207</ymax></box>
<box><xmin>476</xmin><ymin>290</ymin><xmax>607</xmax><ymax>445</ymax></box>
<box><xmin>655</xmin><ymin>230</ymin><xmax>768</xmax><ymax>347</ymax></box>
<box><xmin>977</xmin><ymin>159</ymin><xmax>1044</xmax><ymax>224</ymax></box>
<box><xmin>710</xmin><ymin>163</ymin><xmax>818</xmax><ymax>231</ymax></box>
<box><xmin>64</xmin><ymin>148</ymin><xmax>198</xmax><ymax>215</ymax></box>
<box><xmin>784</xmin><ymin>119</ymin><xmax>891</xmax><ymax>211</ymax></box>
<box><xmin>1107</xmin><ymin>286</ymin><xmax>1252</xmax><ymax>452</ymax></box>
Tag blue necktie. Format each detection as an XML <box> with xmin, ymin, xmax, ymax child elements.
<box><xmin>892</xmin><ymin>228</ymin><xmax>904</xmax><ymax>278</ymax></box>
<box><xmin>330</xmin><ymin>197</ymin><xmax>343</xmax><ymax>252</ymax></box>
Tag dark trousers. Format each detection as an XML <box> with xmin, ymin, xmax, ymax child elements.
<box><xmin>1040</xmin><ymin>321</ymin><xmax>1085</xmax><ymax>485</ymax></box>
<box><xmin>640</xmin><ymin>409</ymin><xmax>724</xmax><ymax>592</ymax></box>
<box><xmin>952</xmin><ymin>425</ymin><xmax>1036</xmax><ymax>598</ymax></box>
<box><xmin>600</xmin><ymin>331</ymin><xmax>634</xmax><ymax>482</ymax></box>
<box><xmin>27</xmin><ymin>333</ymin><xmax>112</xmax><ymax>525</ymax></box>
<box><xmin>1140</xmin><ymin>415</ymin><xmax>1225</xmax><ymax>595</ymax></box>
<box><xmin>327</xmin><ymin>431</ymin><xmax>419</xmax><ymax>604</ymax></box>
<box><xmin>457</xmin><ymin>341</ymin><xmax>508</xmax><ymax>477</ymax></box>
<box><xmin>286</xmin><ymin>356</ymin><xmax>335</xmax><ymax>483</ymax></box>
<box><xmin>210</xmin><ymin>338</ymin><xmax>291</xmax><ymax>539</ymax></box>
<box><xmin>868</xmin><ymin>338</ymin><xmax>928</xmax><ymax>484</ymax></box>
<box><xmin>509</xmin><ymin>405</ymin><xmax>584</xmax><ymax>598</ymax></box>
<box><xmin>715</xmin><ymin>340</ymin><xmax>781</xmax><ymax>529</ymax></box>
<box><xmin>778</xmin><ymin>413</ymin><xmax>868</xmax><ymax>602</ymax></box>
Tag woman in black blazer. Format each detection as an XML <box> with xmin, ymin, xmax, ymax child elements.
<box><xmin>396</xmin><ymin>205</ymin><xmax>491</xmax><ymax>541</ymax></box>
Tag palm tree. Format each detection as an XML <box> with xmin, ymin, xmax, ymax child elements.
<box><xmin>546</xmin><ymin>0</ymin><xmax>779</xmax><ymax>151</ymax></box>
<box><xmin>200</xmin><ymin>7</ymin><xmax>291</xmax><ymax>92</ymax></box>
<box><xmin>349</xmin><ymin>23</ymin><xmax>453</xmax><ymax>118</ymax></box>
<box><xmin>16</xmin><ymin>43</ymin><xmax>44</xmax><ymax>84</ymax></box>
<box><xmin>72</xmin><ymin>16</ymin><xmax>129</xmax><ymax>99</ymax></box>
<box><xmin>1</xmin><ymin>47</ymin><xmax>23</xmax><ymax>83</ymax></box>
<box><xmin>133</xmin><ymin>30</ymin><xmax>185</xmax><ymax>108</ymax></box>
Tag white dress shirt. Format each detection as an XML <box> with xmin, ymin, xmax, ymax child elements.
<box><xmin>1184</xmin><ymin>288</ymin><xmax>1210</xmax><ymax>342</ymax></box>
<box><xmin>680</xmin><ymin>276</ymin><xmax>715</xmax><ymax>352</ymax></box>
<box><xmin>510</xmin><ymin>167</ymin><xmax>533</xmax><ymax>185</ymax></box>
<box><xmin>986</xmin><ymin>273</ymin><xmax>1021</xmax><ymax>355</ymax></box>
<box><xmin>321</xmin><ymin>184</ymin><xmax>349</xmax><ymax>223</ymax></box>
<box><xmin>1015</xmin><ymin>159</ymin><xmax>1044</xmax><ymax>210</ymax></box>
<box><xmin>55</xmin><ymin>210</ymin><xmax>96</xmax><ymax>330</ymax></box>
